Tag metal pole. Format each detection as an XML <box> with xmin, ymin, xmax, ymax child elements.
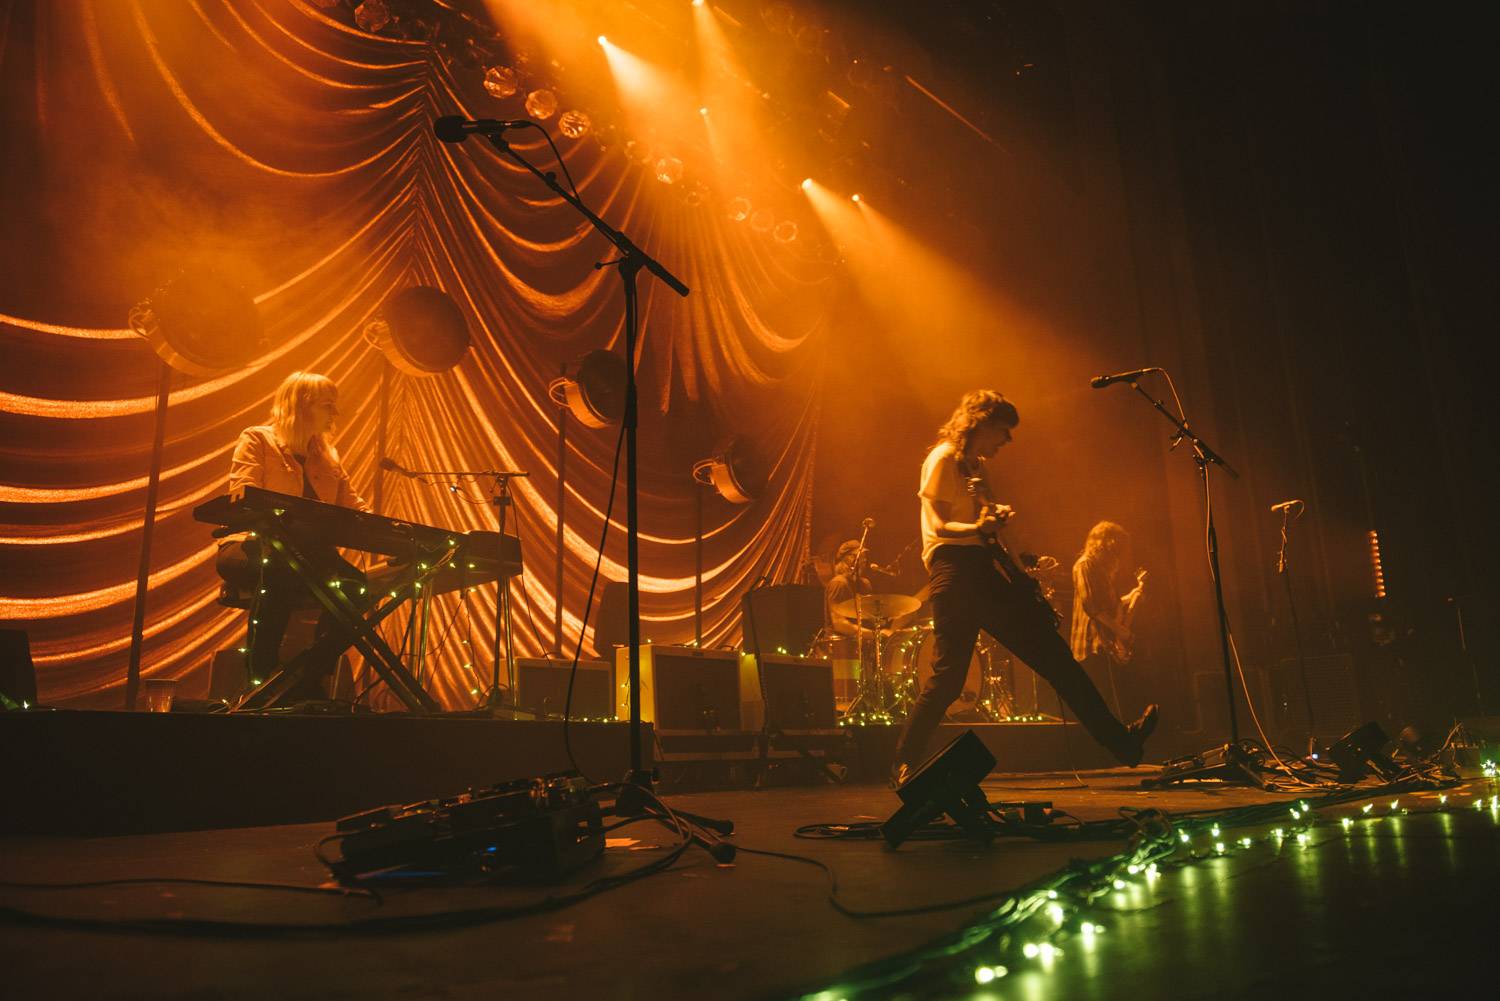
<box><xmin>125</xmin><ymin>361</ymin><xmax>172</xmax><ymax>711</ymax></box>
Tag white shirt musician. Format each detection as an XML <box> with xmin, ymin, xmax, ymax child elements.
<box><xmin>890</xmin><ymin>390</ymin><xmax>1158</xmax><ymax>786</ymax></box>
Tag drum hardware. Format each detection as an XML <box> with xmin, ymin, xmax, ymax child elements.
<box><xmin>831</xmin><ymin>594</ymin><xmax>920</xmax><ymax>724</ymax></box>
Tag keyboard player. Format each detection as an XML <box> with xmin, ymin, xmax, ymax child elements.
<box><xmin>216</xmin><ymin>371</ymin><xmax>370</xmax><ymax>701</ymax></box>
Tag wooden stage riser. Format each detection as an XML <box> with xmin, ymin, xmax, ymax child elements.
<box><xmin>0</xmin><ymin>712</ymin><xmax>649</xmax><ymax>836</ymax></box>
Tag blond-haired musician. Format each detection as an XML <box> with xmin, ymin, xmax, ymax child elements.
<box><xmin>217</xmin><ymin>372</ymin><xmax>369</xmax><ymax>701</ymax></box>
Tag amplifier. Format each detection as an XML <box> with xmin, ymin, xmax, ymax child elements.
<box><xmin>616</xmin><ymin>645</ymin><xmax>741</xmax><ymax>731</ymax></box>
<box><xmin>516</xmin><ymin>657</ymin><xmax>615</xmax><ymax>720</ymax></box>
<box><xmin>1269</xmin><ymin>654</ymin><xmax>1361</xmax><ymax>744</ymax></box>
<box><xmin>738</xmin><ymin>653</ymin><xmax>837</xmax><ymax>731</ymax></box>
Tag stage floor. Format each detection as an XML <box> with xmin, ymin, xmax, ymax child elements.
<box><xmin>4</xmin><ymin>769</ymin><xmax>1497</xmax><ymax>1000</ymax></box>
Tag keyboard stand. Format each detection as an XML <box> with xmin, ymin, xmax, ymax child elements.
<box><xmin>231</xmin><ymin>515</ymin><xmax>446</xmax><ymax>714</ymax></box>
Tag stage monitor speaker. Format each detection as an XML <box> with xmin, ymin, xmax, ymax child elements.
<box><xmin>738</xmin><ymin>653</ymin><xmax>836</xmax><ymax>731</ymax></box>
<box><xmin>617</xmin><ymin>646</ymin><xmax>741</xmax><ymax>731</ymax></box>
<box><xmin>517</xmin><ymin>657</ymin><xmax>615</xmax><ymax>720</ymax></box>
<box><xmin>741</xmin><ymin>584</ymin><xmax>825</xmax><ymax>657</ymax></box>
<box><xmin>0</xmin><ymin>629</ymin><xmax>37</xmax><ymax>708</ymax></box>
<box><xmin>882</xmin><ymin>729</ymin><xmax>996</xmax><ymax>847</ymax></box>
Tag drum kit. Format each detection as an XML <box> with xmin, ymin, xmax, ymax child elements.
<box><xmin>820</xmin><ymin>591</ymin><xmax>1018</xmax><ymax>725</ymax></box>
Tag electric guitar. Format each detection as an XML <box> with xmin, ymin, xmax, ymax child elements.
<box><xmin>1111</xmin><ymin>569</ymin><xmax>1149</xmax><ymax>664</ymax></box>
<box><xmin>959</xmin><ymin>459</ymin><xmax>1061</xmax><ymax>630</ymax></box>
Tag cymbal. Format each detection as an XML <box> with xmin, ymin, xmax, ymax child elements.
<box><xmin>830</xmin><ymin>592</ymin><xmax>921</xmax><ymax>623</ymax></box>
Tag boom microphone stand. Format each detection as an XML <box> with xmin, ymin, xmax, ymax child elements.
<box><xmin>1274</xmin><ymin>499</ymin><xmax>1318</xmax><ymax>744</ymax></box>
<box><xmin>434</xmin><ymin>116</ymin><xmax>690</xmax><ymax>792</ymax></box>
<box><xmin>1096</xmin><ymin>369</ymin><xmax>1261</xmax><ymax>787</ymax></box>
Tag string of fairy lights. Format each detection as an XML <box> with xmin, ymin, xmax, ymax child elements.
<box><xmin>789</xmin><ymin>763</ymin><xmax>1498</xmax><ymax>999</ymax></box>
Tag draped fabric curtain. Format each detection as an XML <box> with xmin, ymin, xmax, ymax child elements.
<box><xmin>0</xmin><ymin>0</ymin><xmax>833</xmax><ymax>708</ymax></box>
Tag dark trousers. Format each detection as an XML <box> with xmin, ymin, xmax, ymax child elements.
<box><xmin>217</xmin><ymin>538</ymin><xmax>365</xmax><ymax>701</ymax></box>
<box><xmin>894</xmin><ymin>546</ymin><xmax>1131</xmax><ymax>766</ymax></box>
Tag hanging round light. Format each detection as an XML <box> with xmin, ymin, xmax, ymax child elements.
<box><xmin>692</xmin><ymin>438</ymin><xmax>767</xmax><ymax>505</ymax></box>
<box><xmin>558</xmin><ymin>109</ymin><xmax>592</xmax><ymax>139</ymax></box>
<box><xmin>483</xmin><ymin>65</ymin><xmax>520</xmax><ymax>99</ymax></box>
<box><xmin>128</xmin><ymin>266</ymin><xmax>264</xmax><ymax>377</ymax></box>
<box><xmin>367</xmin><ymin>286</ymin><xmax>470</xmax><ymax>376</ymax></box>
<box><xmin>654</xmin><ymin>156</ymin><xmax>684</xmax><ymax>185</ymax></box>
<box><xmin>548</xmin><ymin>350</ymin><xmax>626</xmax><ymax>428</ymax></box>
<box><xmin>353</xmin><ymin>0</ymin><xmax>392</xmax><ymax>34</ymax></box>
<box><xmin>524</xmin><ymin>89</ymin><xmax>559</xmax><ymax>119</ymax></box>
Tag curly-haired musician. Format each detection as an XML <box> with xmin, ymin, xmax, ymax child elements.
<box><xmin>890</xmin><ymin>390</ymin><xmax>1158</xmax><ymax>785</ymax></box>
<box><xmin>1071</xmin><ymin>520</ymin><xmax>1148</xmax><ymax>717</ymax></box>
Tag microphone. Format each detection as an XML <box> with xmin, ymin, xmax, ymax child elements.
<box><xmin>379</xmin><ymin>457</ymin><xmax>418</xmax><ymax>479</ymax></box>
<box><xmin>433</xmin><ymin>115</ymin><xmax>529</xmax><ymax>143</ymax></box>
<box><xmin>1271</xmin><ymin>499</ymin><xmax>1304</xmax><ymax>513</ymax></box>
<box><xmin>1090</xmin><ymin>367</ymin><xmax>1161</xmax><ymax>389</ymax></box>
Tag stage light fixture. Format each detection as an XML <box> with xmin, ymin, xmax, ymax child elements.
<box><xmin>851</xmin><ymin>193</ymin><xmax>862</xmax><ymax>203</ymax></box>
<box><xmin>558</xmin><ymin>109</ymin><xmax>592</xmax><ymax>139</ymax></box>
<box><xmin>597</xmin><ymin>35</ymin><xmax>608</xmax><ymax>46</ymax></box>
<box><xmin>699</xmin><ymin>106</ymin><xmax>709</xmax><ymax>116</ymax></box>
<box><xmin>548</xmin><ymin>350</ymin><xmax>627</xmax><ymax>429</ymax></box>
<box><xmin>367</xmin><ymin>286</ymin><xmax>470</xmax><ymax>376</ymax></box>
<box><xmin>483</xmin><ymin>64</ymin><xmax>519</xmax><ymax>99</ymax></box>
<box><xmin>692</xmin><ymin>438</ymin><xmax>765</xmax><ymax>504</ymax></box>
<box><xmin>354</xmin><ymin>0</ymin><xmax>392</xmax><ymax>34</ymax></box>
<box><xmin>129</xmin><ymin>266</ymin><xmax>264</xmax><ymax>377</ymax></box>
<box><xmin>654</xmin><ymin>156</ymin><xmax>684</xmax><ymax>185</ymax></box>
<box><xmin>524</xmin><ymin>89</ymin><xmax>558</xmax><ymax>120</ymax></box>
<box><xmin>800</xmin><ymin>177</ymin><xmax>813</xmax><ymax>191</ymax></box>
<box><xmin>882</xmin><ymin>729</ymin><xmax>997</xmax><ymax>847</ymax></box>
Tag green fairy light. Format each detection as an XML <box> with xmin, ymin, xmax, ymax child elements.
<box><xmin>1361</xmin><ymin>803</ymin><xmax>1374</xmax><ymax>814</ymax></box>
<box><xmin>1341</xmin><ymin>817</ymin><xmax>1353</xmax><ymax>830</ymax></box>
<box><xmin>1296</xmin><ymin>832</ymin><xmax>1310</xmax><ymax>846</ymax></box>
<box><xmin>1214</xmin><ymin>841</ymin><xmax>1226</xmax><ymax>853</ymax></box>
<box><xmin>1238</xmin><ymin>837</ymin><xmax>1253</xmax><ymax>848</ymax></box>
<box><xmin>1179</xmin><ymin>831</ymin><xmax>1191</xmax><ymax>843</ymax></box>
<box><xmin>1210</xmin><ymin>824</ymin><xmax>1221</xmax><ymax>837</ymax></box>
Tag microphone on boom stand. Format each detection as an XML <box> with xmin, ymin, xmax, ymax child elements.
<box><xmin>1090</xmin><ymin>367</ymin><xmax>1162</xmax><ymax>389</ymax></box>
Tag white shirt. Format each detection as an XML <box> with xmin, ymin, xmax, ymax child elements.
<box><xmin>918</xmin><ymin>442</ymin><xmax>984</xmax><ymax>568</ymax></box>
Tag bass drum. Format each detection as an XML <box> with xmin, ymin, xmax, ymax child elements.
<box><xmin>887</xmin><ymin>627</ymin><xmax>1011</xmax><ymax>721</ymax></box>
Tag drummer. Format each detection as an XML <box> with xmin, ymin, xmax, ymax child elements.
<box><xmin>825</xmin><ymin>540</ymin><xmax>873</xmax><ymax>637</ymax></box>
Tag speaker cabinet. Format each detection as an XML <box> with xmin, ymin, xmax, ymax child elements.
<box><xmin>1270</xmin><ymin>654</ymin><xmax>1361</xmax><ymax>744</ymax></box>
<box><xmin>616</xmin><ymin>646</ymin><xmax>741</xmax><ymax>731</ymax></box>
<box><xmin>516</xmin><ymin>657</ymin><xmax>615</xmax><ymax>720</ymax></box>
<box><xmin>738</xmin><ymin>653</ymin><xmax>837</xmax><ymax>731</ymax></box>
